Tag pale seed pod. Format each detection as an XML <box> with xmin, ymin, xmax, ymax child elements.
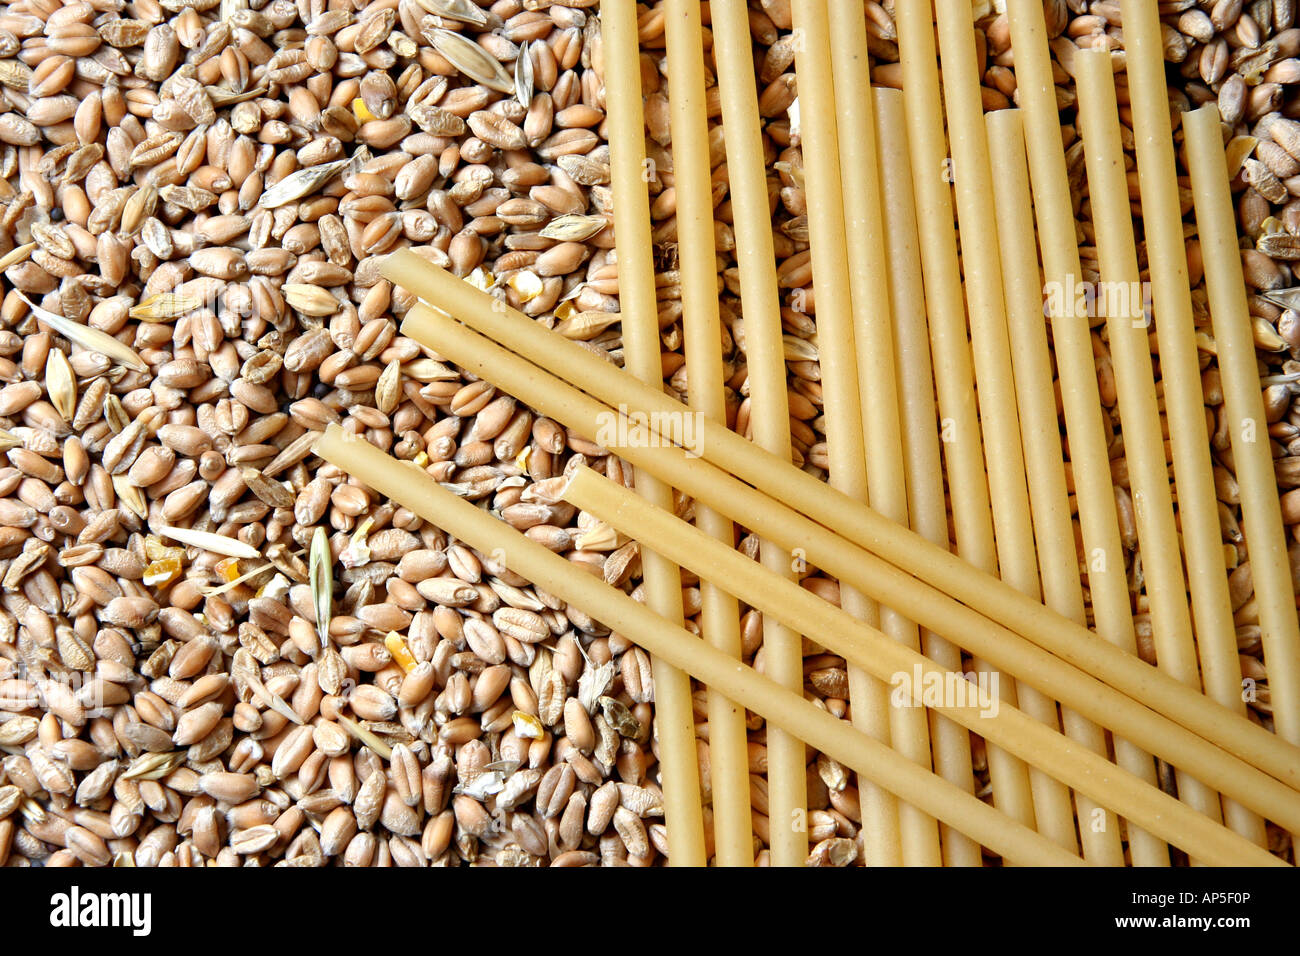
<box><xmin>390</xmin><ymin>743</ymin><xmax>421</xmax><ymax>807</ymax></box>
<box><xmin>613</xmin><ymin>806</ymin><xmax>649</xmax><ymax>858</ymax></box>
<box><xmin>421</xmin><ymin>809</ymin><xmax>454</xmax><ymax>860</ymax></box>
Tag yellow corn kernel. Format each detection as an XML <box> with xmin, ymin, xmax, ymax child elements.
<box><xmin>351</xmin><ymin>97</ymin><xmax>377</xmax><ymax>123</ymax></box>
<box><xmin>466</xmin><ymin>266</ymin><xmax>494</xmax><ymax>291</ymax></box>
<box><xmin>507</xmin><ymin>269</ymin><xmax>543</xmax><ymax>302</ymax></box>
<box><xmin>143</xmin><ymin>556</ymin><xmax>182</xmax><ymax>589</ymax></box>
<box><xmin>144</xmin><ymin>534</ymin><xmax>168</xmax><ymax>561</ymax></box>
<box><xmin>384</xmin><ymin>631</ymin><xmax>417</xmax><ymax>673</ymax></box>
<box><xmin>512</xmin><ymin>711</ymin><xmax>544</xmax><ymax>739</ymax></box>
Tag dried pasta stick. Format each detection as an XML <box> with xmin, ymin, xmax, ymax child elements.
<box><xmin>663</xmin><ymin>0</ymin><xmax>752</xmax><ymax>866</ymax></box>
<box><xmin>797</xmin><ymin>0</ymin><xmax>921</xmax><ymax>866</ymax></box>
<box><xmin>598</xmin><ymin>0</ymin><xmax>706</xmax><ymax>866</ymax></box>
<box><xmin>986</xmin><ymin>107</ymin><xmax>1168</xmax><ymax>866</ymax></box>
<box><xmin>1076</xmin><ymin>50</ymin><xmax>1225</xmax><ymax>849</ymax></box>
<box><xmin>896</xmin><ymin>0</ymin><xmax>1035</xmax><ymax>830</ymax></box>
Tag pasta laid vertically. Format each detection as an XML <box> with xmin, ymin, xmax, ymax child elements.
<box><xmin>1076</xmin><ymin>49</ymin><xmax>1226</xmax><ymax>852</ymax></box>
<box><xmin>710</xmin><ymin>0</ymin><xmax>811</xmax><ymax>865</ymax></box>
<box><xmin>789</xmin><ymin>0</ymin><xmax>880</xmax><ymax>867</ymax></box>
<box><xmin>598</xmin><ymin>0</ymin><xmax>706</xmax><ymax>867</ymax></box>
<box><xmin>1186</xmin><ymin>101</ymin><xmax>1300</xmax><ymax>843</ymax></box>
<box><xmin>873</xmin><ymin>86</ymin><xmax>983</xmax><ymax>868</ymax></box>
<box><xmin>934</xmin><ymin>0</ymin><xmax>1091</xmax><ymax>859</ymax></box>
<box><xmin>896</xmin><ymin>0</ymin><xmax>1035</xmax><ymax>830</ymax></box>
<box><xmin>985</xmin><ymin>107</ymin><xmax>1168</xmax><ymax>866</ymax></box>
<box><xmin>1004</xmin><ymin>0</ymin><xmax>1172</xmax><ymax>867</ymax></box>
<box><xmin>663</xmin><ymin>0</ymin><xmax>753</xmax><ymax>867</ymax></box>
<box><xmin>827</xmin><ymin>0</ymin><xmax>939</xmax><ymax>867</ymax></box>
